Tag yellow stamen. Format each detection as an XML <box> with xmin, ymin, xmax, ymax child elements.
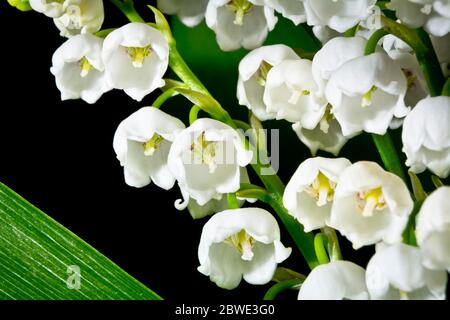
<box><xmin>143</xmin><ymin>133</ymin><xmax>164</xmax><ymax>156</ymax></box>
<box><xmin>223</xmin><ymin>229</ymin><xmax>256</xmax><ymax>261</ymax></box>
<box><xmin>362</xmin><ymin>86</ymin><xmax>377</xmax><ymax>107</ymax></box>
<box><xmin>358</xmin><ymin>187</ymin><xmax>386</xmax><ymax>217</ymax></box>
<box><xmin>79</xmin><ymin>56</ymin><xmax>93</xmax><ymax>78</ymax></box>
<box><xmin>190</xmin><ymin>132</ymin><xmax>217</xmax><ymax>173</ymax></box>
<box><xmin>126</xmin><ymin>45</ymin><xmax>152</xmax><ymax>68</ymax></box>
<box><xmin>319</xmin><ymin>105</ymin><xmax>334</xmax><ymax>134</ymax></box>
<box><xmin>227</xmin><ymin>0</ymin><xmax>254</xmax><ymax>25</ymax></box>
<box><xmin>255</xmin><ymin>60</ymin><xmax>272</xmax><ymax>86</ymax></box>
<box><xmin>304</xmin><ymin>171</ymin><xmax>336</xmax><ymax>207</ymax></box>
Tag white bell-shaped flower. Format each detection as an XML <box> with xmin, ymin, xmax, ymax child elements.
<box><xmin>157</xmin><ymin>0</ymin><xmax>208</xmax><ymax>27</ymax></box>
<box><xmin>416</xmin><ymin>186</ymin><xmax>450</xmax><ymax>272</ymax></box>
<box><xmin>387</xmin><ymin>0</ymin><xmax>430</xmax><ymax>29</ymax></box>
<box><xmin>402</xmin><ymin>96</ymin><xmax>450</xmax><ymax>178</ymax></box>
<box><xmin>303</xmin><ymin>0</ymin><xmax>377</xmax><ymax>33</ymax></box>
<box><xmin>431</xmin><ymin>33</ymin><xmax>450</xmax><ymax>77</ymax></box>
<box><xmin>50</xmin><ymin>33</ymin><xmax>111</xmax><ymax>104</ymax></box>
<box><xmin>312</xmin><ymin>36</ymin><xmax>367</xmax><ymax>94</ymax></box>
<box><xmin>382</xmin><ymin>34</ymin><xmax>412</xmax><ymax>53</ymax></box>
<box><xmin>264</xmin><ymin>59</ymin><xmax>327</xmax><ymax>127</ymax></box>
<box><xmin>329</xmin><ymin>161</ymin><xmax>413</xmax><ymax>249</ymax></box>
<box><xmin>264</xmin><ymin>0</ymin><xmax>306</xmax><ymax>25</ymax></box>
<box><xmin>237</xmin><ymin>44</ymin><xmax>300</xmax><ymax>121</ymax></box>
<box><xmin>298</xmin><ymin>261</ymin><xmax>369</xmax><ymax>300</ymax></box>
<box><xmin>113</xmin><ymin>107</ymin><xmax>185</xmax><ymax>189</ymax></box>
<box><xmin>29</xmin><ymin>0</ymin><xmax>66</xmax><ymax>17</ymax></box>
<box><xmin>197</xmin><ymin>207</ymin><xmax>291</xmax><ymax>289</ymax></box>
<box><xmin>325</xmin><ymin>52</ymin><xmax>409</xmax><ymax>136</ymax></box>
<box><xmin>168</xmin><ymin>118</ymin><xmax>253</xmax><ymax>206</ymax></box>
<box><xmin>366</xmin><ymin>243</ymin><xmax>447</xmax><ymax>300</ymax></box>
<box><xmin>102</xmin><ymin>23</ymin><xmax>169</xmax><ymax>101</ymax></box>
<box><xmin>54</xmin><ymin>0</ymin><xmax>104</xmax><ymax>38</ymax></box>
<box><xmin>283</xmin><ymin>157</ymin><xmax>351</xmax><ymax>232</ymax></box>
<box><xmin>205</xmin><ymin>0</ymin><xmax>278</xmax><ymax>51</ymax></box>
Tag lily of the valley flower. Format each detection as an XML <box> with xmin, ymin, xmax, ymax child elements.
<box><xmin>329</xmin><ymin>161</ymin><xmax>413</xmax><ymax>249</ymax></box>
<box><xmin>264</xmin><ymin>0</ymin><xmax>306</xmax><ymax>25</ymax></box>
<box><xmin>366</xmin><ymin>243</ymin><xmax>447</xmax><ymax>300</ymax></box>
<box><xmin>237</xmin><ymin>44</ymin><xmax>300</xmax><ymax>121</ymax></box>
<box><xmin>157</xmin><ymin>0</ymin><xmax>209</xmax><ymax>27</ymax></box>
<box><xmin>402</xmin><ymin>96</ymin><xmax>450</xmax><ymax>178</ymax></box>
<box><xmin>325</xmin><ymin>52</ymin><xmax>409</xmax><ymax>136</ymax></box>
<box><xmin>264</xmin><ymin>59</ymin><xmax>327</xmax><ymax>127</ymax></box>
<box><xmin>113</xmin><ymin>107</ymin><xmax>185</xmax><ymax>189</ymax></box>
<box><xmin>197</xmin><ymin>207</ymin><xmax>291</xmax><ymax>289</ymax></box>
<box><xmin>283</xmin><ymin>157</ymin><xmax>351</xmax><ymax>232</ymax></box>
<box><xmin>205</xmin><ymin>0</ymin><xmax>277</xmax><ymax>51</ymax></box>
<box><xmin>29</xmin><ymin>0</ymin><xmax>66</xmax><ymax>17</ymax></box>
<box><xmin>168</xmin><ymin>118</ymin><xmax>253</xmax><ymax>206</ymax></box>
<box><xmin>431</xmin><ymin>33</ymin><xmax>450</xmax><ymax>77</ymax></box>
<box><xmin>50</xmin><ymin>33</ymin><xmax>111</xmax><ymax>104</ymax></box>
<box><xmin>102</xmin><ymin>23</ymin><xmax>169</xmax><ymax>101</ymax></box>
<box><xmin>298</xmin><ymin>261</ymin><xmax>369</xmax><ymax>300</ymax></box>
<box><xmin>53</xmin><ymin>0</ymin><xmax>104</xmax><ymax>38</ymax></box>
<box><xmin>416</xmin><ymin>186</ymin><xmax>450</xmax><ymax>272</ymax></box>
<box><xmin>303</xmin><ymin>0</ymin><xmax>377</xmax><ymax>33</ymax></box>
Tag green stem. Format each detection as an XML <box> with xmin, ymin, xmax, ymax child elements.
<box><xmin>443</xmin><ymin>78</ymin><xmax>450</xmax><ymax>97</ymax></box>
<box><xmin>263</xmin><ymin>279</ymin><xmax>303</xmax><ymax>300</ymax></box>
<box><xmin>402</xmin><ymin>200</ymin><xmax>422</xmax><ymax>246</ymax></box>
<box><xmin>344</xmin><ymin>25</ymin><xmax>359</xmax><ymax>37</ymax></box>
<box><xmin>322</xmin><ymin>227</ymin><xmax>342</xmax><ymax>261</ymax></box>
<box><xmin>110</xmin><ymin>0</ymin><xmax>145</xmax><ymax>23</ymax></box>
<box><xmin>314</xmin><ymin>233</ymin><xmax>330</xmax><ymax>265</ymax></box>
<box><xmin>152</xmin><ymin>87</ymin><xmax>181</xmax><ymax>108</ymax></box>
<box><xmin>227</xmin><ymin>193</ymin><xmax>239</xmax><ymax>209</ymax></box>
<box><xmin>189</xmin><ymin>105</ymin><xmax>201</xmax><ymax>124</ymax></box>
<box><xmin>372</xmin><ymin>133</ymin><xmax>407</xmax><ymax>183</ymax></box>
<box><xmin>364</xmin><ymin>29</ymin><xmax>388</xmax><ymax>55</ymax></box>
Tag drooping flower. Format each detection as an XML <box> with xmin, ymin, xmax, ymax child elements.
<box><xmin>29</xmin><ymin>0</ymin><xmax>66</xmax><ymax>17</ymax></box>
<box><xmin>325</xmin><ymin>52</ymin><xmax>409</xmax><ymax>136</ymax></box>
<box><xmin>416</xmin><ymin>186</ymin><xmax>450</xmax><ymax>272</ymax></box>
<box><xmin>168</xmin><ymin>118</ymin><xmax>253</xmax><ymax>206</ymax></box>
<box><xmin>157</xmin><ymin>0</ymin><xmax>209</xmax><ymax>27</ymax></box>
<box><xmin>263</xmin><ymin>59</ymin><xmax>327</xmax><ymax>127</ymax></box>
<box><xmin>329</xmin><ymin>161</ymin><xmax>413</xmax><ymax>249</ymax></box>
<box><xmin>102</xmin><ymin>23</ymin><xmax>169</xmax><ymax>101</ymax></box>
<box><xmin>237</xmin><ymin>44</ymin><xmax>300</xmax><ymax>121</ymax></box>
<box><xmin>205</xmin><ymin>0</ymin><xmax>277</xmax><ymax>51</ymax></box>
<box><xmin>283</xmin><ymin>157</ymin><xmax>351</xmax><ymax>232</ymax></box>
<box><xmin>303</xmin><ymin>0</ymin><xmax>377</xmax><ymax>33</ymax></box>
<box><xmin>50</xmin><ymin>33</ymin><xmax>111</xmax><ymax>104</ymax></box>
<box><xmin>53</xmin><ymin>0</ymin><xmax>104</xmax><ymax>38</ymax></box>
<box><xmin>298</xmin><ymin>261</ymin><xmax>369</xmax><ymax>300</ymax></box>
<box><xmin>264</xmin><ymin>0</ymin><xmax>306</xmax><ymax>25</ymax></box>
<box><xmin>366</xmin><ymin>243</ymin><xmax>447</xmax><ymax>300</ymax></box>
<box><xmin>402</xmin><ymin>96</ymin><xmax>450</xmax><ymax>178</ymax></box>
<box><xmin>113</xmin><ymin>107</ymin><xmax>185</xmax><ymax>189</ymax></box>
<box><xmin>197</xmin><ymin>207</ymin><xmax>291</xmax><ymax>289</ymax></box>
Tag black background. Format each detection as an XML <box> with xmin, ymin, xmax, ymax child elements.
<box><xmin>0</xmin><ymin>1</ymin><xmax>404</xmax><ymax>301</ymax></box>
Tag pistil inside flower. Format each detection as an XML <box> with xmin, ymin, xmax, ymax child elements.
<box><xmin>304</xmin><ymin>171</ymin><xmax>336</xmax><ymax>207</ymax></box>
<box><xmin>143</xmin><ymin>133</ymin><xmax>164</xmax><ymax>156</ymax></box>
<box><xmin>362</xmin><ymin>86</ymin><xmax>377</xmax><ymax>107</ymax></box>
<box><xmin>288</xmin><ymin>89</ymin><xmax>311</xmax><ymax>105</ymax></box>
<box><xmin>357</xmin><ymin>187</ymin><xmax>386</xmax><ymax>217</ymax></box>
<box><xmin>319</xmin><ymin>105</ymin><xmax>334</xmax><ymax>134</ymax></box>
<box><xmin>190</xmin><ymin>132</ymin><xmax>218</xmax><ymax>173</ymax></box>
<box><xmin>255</xmin><ymin>61</ymin><xmax>272</xmax><ymax>86</ymax></box>
<box><xmin>79</xmin><ymin>56</ymin><xmax>93</xmax><ymax>78</ymax></box>
<box><xmin>224</xmin><ymin>229</ymin><xmax>256</xmax><ymax>261</ymax></box>
<box><xmin>227</xmin><ymin>0</ymin><xmax>254</xmax><ymax>25</ymax></box>
<box><xmin>126</xmin><ymin>45</ymin><xmax>152</xmax><ymax>68</ymax></box>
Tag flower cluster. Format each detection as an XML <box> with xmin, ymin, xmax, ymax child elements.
<box><xmin>14</xmin><ymin>0</ymin><xmax>450</xmax><ymax>300</ymax></box>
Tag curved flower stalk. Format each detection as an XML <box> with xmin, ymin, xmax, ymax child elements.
<box><xmin>157</xmin><ymin>0</ymin><xmax>208</xmax><ymax>27</ymax></box>
<box><xmin>366</xmin><ymin>243</ymin><xmax>447</xmax><ymax>300</ymax></box>
<box><xmin>54</xmin><ymin>0</ymin><xmax>104</xmax><ymax>37</ymax></box>
<box><xmin>263</xmin><ymin>0</ymin><xmax>306</xmax><ymax>25</ymax></box>
<box><xmin>237</xmin><ymin>44</ymin><xmax>301</xmax><ymax>121</ymax></box>
<box><xmin>263</xmin><ymin>59</ymin><xmax>327</xmax><ymax>127</ymax></box>
<box><xmin>298</xmin><ymin>261</ymin><xmax>369</xmax><ymax>300</ymax></box>
<box><xmin>102</xmin><ymin>22</ymin><xmax>169</xmax><ymax>101</ymax></box>
<box><xmin>29</xmin><ymin>0</ymin><xmax>66</xmax><ymax>17</ymax></box>
<box><xmin>416</xmin><ymin>186</ymin><xmax>450</xmax><ymax>272</ymax></box>
<box><xmin>168</xmin><ymin>118</ymin><xmax>253</xmax><ymax>207</ymax></box>
<box><xmin>283</xmin><ymin>157</ymin><xmax>351</xmax><ymax>232</ymax></box>
<box><xmin>329</xmin><ymin>161</ymin><xmax>413</xmax><ymax>249</ymax></box>
<box><xmin>303</xmin><ymin>0</ymin><xmax>377</xmax><ymax>33</ymax></box>
<box><xmin>197</xmin><ymin>207</ymin><xmax>291</xmax><ymax>290</ymax></box>
<box><xmin>205</xmin><ymin>0</ymin><xmax>278</xmax><ymax>51</ymax></box>
<box><xmin>113</xmin><ymin>107</ymin><xmax>185</xmax><ymax>189</ymax></box>
<box><xmin>325</xmin><ymin>52</ymin><xmax>409</xmax><ymax>136</ymax></box>
<box><xmin>50</xmin><ymin>33</ymin><xmax>111</xmax><ymax>104</ymax></box>
<box><xmin>402</xmin><ymin>96</ymin><xmax>450</xmax><ymax>178</ymax></box>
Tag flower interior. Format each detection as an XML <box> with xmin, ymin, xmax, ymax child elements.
<box><xmin>357</xmin><ymin>187</ymin><xmax>387</xmax><ymax>217</ymax></box>
<box><xmin>304</xmin><ymin>171</ymin><xmax>336</xmax><ymax>207</ymax></box>
<box><xmin>255</xmin><ymin>60</ymin><xmax>272</xmax><ymax>86</ymax></box>
<box><xmin>190</xmin><ymin>132</ymin><xmax>218</xmax><ymax>173</ymax></box>
<box><xmin>78</xmin><ymin>56</ymin><xmax>93</xmax><ymax>78</ymax></box>
<box><xmin>143</xmin><ymin>133</ymin><xmax>164</xmax><ymax>156</ymax></box>
<box><xmin>125</xmin><ymin>45</ymin><xmax>152</xmax><ymax>68</ymax></box>
<box><xmin>227</xmin><ymin>0</ymin><xmax>254</xmax><ymax>25</ymax></box>
<box><xmin>362</xmin><ymin>85</ymin><xmax>378</xmax><ymax>107</ymax></box>
<box><xmin>223</xmin><ymin>229</ymin><xmax>256</xmax><ymax>261</ymax></box>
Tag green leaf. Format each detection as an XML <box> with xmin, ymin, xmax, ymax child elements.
<box><xmin>0</xmin><ymin>181</ymin><xmax>161</xmax><ymax>300</ymax></box>
<box><xmin>7</xmin><ymin>0</ymin><xmax>32</xmax><ymax>11</ymax></box>
<box><xmin>272</xmin><ymin>267</ymin><xmax>305</xmax><ymax>283</ymax></box>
